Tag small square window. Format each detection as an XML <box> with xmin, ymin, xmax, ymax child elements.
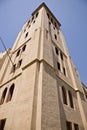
<box><xmin>74</xmin><ymin>123</ymin><xmax>79</xmax><ymax>130</ymax></box>
<box><xmin>66</xmin><ymin>121</ymin><xmax>72</xmax><ymax>130</ymax></box>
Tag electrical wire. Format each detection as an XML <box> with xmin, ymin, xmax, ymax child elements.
<box><xmin>0</xmin><ymin>37</ymin><xmax>14</xmax><ymax>66</ymax></box>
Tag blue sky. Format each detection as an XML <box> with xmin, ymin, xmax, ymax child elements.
<box><xmin>0</xmin><ymin>0</ymin><xmax>87</xmax><ymax>85</ymax></box>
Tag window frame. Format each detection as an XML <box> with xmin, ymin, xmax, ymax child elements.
<box><xmin>0</xmin><ymin>88</ymin><xmax>7</xmax><ymax>105</ymax></box>
<box><xmin>36</xmin><ymin>12</ymin><xmax>39</xmax><ymax>18</ymax></box>
<box><xmin>57</xmin><ymin>62</ymin><xmax>61</xmax><ymax>71</ymax></box>
<box><xmin>25</xmin><ymin>32</ymin><xmax>28</xmax><ymax>38</ymax></box>
<box><xmin>63</xmin><ymin>67</ymin><xmax>66</xmax><ymax>76</ymax></box>
<box><xmin>62</xmin><ymin>86</ymin><xmax>67</xmax><ymax>105</ymax></box>
<box><xmin>55</xmin><ymin>47</ymin><xmax>59</xmax><ymax>55</ymax></box>
<box><xmin>74</xmin><ymin>123</ymin><xmax>79</xmax><ymax>130</ymax></box>
<box><xmin>66</xmin><ymin>121</ymin><xmax>72</xmax><ymax>130</ymax></box>
<box><xmin>54</xmin><ymin>34</ymin><xmax>57</xmax><ymax>40</ymax></box>
<box><xmin>60</xmin><ymin>52</ymin><xmax>63</xmax><ymax>60</ymax></box>
<box><xmin>17</xmin><ymin>59</ymin><xmax>22</xmax><ymax>68</ymax></box>
<box><xmin>16</xmin><ymin>49</ymin><xmax>21</xmax><ymax>57</ymax></box>
<box><xmin>6</xmin><ymin>84</ymin><xmax>15</xmax><ymax>102</ymax></box>
<box><xmin>22</xmin><ymin>45</ymin><xmax>26</xmax><ymax>52</ymax></box>
<box><xmin>0</xmin><ymin>119</ymin><xmax>6</xmax><ymax>130</ymax></box>
<box><xmin>68</xmin><ymin>90</ymin><xmax>74</xmax><ymax>108</ymax></box>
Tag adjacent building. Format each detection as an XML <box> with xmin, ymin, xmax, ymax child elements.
<box><xmin>0</xmin><ymin>3</ymin><xmax>87</xmax><ymax>130</ymax></box>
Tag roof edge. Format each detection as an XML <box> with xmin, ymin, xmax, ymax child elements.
<box><xmin>32</xmin><ymin>2</ymin><xmax>61</xmax><ymax>27</ymax></box>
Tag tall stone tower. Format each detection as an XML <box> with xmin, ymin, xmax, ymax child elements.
<box><xmin>0</xmin><ymin>3</ymin><xmax>87</xmax><ymax>130</ymax></box>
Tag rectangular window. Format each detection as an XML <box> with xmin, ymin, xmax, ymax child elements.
<box><xmin>63</xmin><ymin>67</ymin><xmax>66</xmax><ymax>76</ymax></box>
<box><xmin>57</xmin><ymin>62</ymin><xmax>61</xmax><ymax>71</ymax></box>
<box><xmin>25</xmin><ymin>32</ymin><xmax>28</xmax><ymax>38</ymax></box>
<box><xmin>36</xmin><ymin>12</ymin><xmax>39</xmax><ymax>18</ymax></box>
<box><xmin>55</xmin><ymin>47</ymin><xmax>59</xmax><ymax>55</ymax></box>
<box><xmin>54</xmin><ymin>34</ymin><xmax>57</xmax><ymax>40</ymax></box>
<box><xmin>66</xmin><ymin>121</ymin><xmax>72</xmax><ymax>130</ymax></box>
<box><xmin>16</xmin><ymin>49</ymin><xmax>21</xmax><ymax>57</ymax></box>
<box><xmin>32</xmin><ymin>16</ymin><xmax>34</xmax><ymax>21</ymax></box>
<box><xmin>46</xmin><ymin>30</ymin><xmax>48</xmax><ymax>39</ymax></box>
<box><xmin>74</xmin><ymin>123</ymin><xmax>79</xmax><ymax>130</ymax></box>
<box><xmin>47</xmin><ymin>13</ymin><xmax>50</xmax><ymax>19</ymax></box>
<box><xmin>17</xmin><ymin>59</ymin><xmax>22</xmax><ymax>68</ymax></box>
<box><xmin>54</xmin><ymin>22</ymin><xmax>57</xmax><ymax>28</ymax></box>
<box><xmin>51</xmin><ymin>18</ymin><xmax>53</xmax><ymax>23</ymax></box>
<box><xmin>68</xmin><ymin>91</ymin><xmax>74</xmax><ymax>108</ymax></box>
<box><xmin>10</xmin><ymin>64</ymin><xmax>16</xmax><ymax>73</ymax></box>
<box><xmin>60</xmin><ymin>52</ymin><xmax>63</xmax><ymax>60</ymax></box>
<box><xmin>0</xmin><ymin>119</ymin><xmax>6</xmax><ymax>130</ymax></box>
<box><xmin>27</xmin><ymin>20</ymin><xmax>30</xmax><ymax>26</ymax></box>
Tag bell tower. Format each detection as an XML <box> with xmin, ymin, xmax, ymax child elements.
<box><xmin>0</xmin><ymin>3</ymin><xmax>87</xmax><ymax>130</ymax></box>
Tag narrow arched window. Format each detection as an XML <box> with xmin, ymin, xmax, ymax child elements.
<box><xmin>62</xmin><ymin>87</ymin><xmax>67</xmax><ymax>105</ymax></box>
<box><xmin>68</xmin><ymin>91</ymin><xmax>74</xmax><ymax>108</ymax></box>
<box><xmin>17</xmin><ymin>59</ymin><xmax>22</xmax><ymax>68</ymax></box>
<box><xmin>55</xmin><ymin>47</ymin><xmax>59</xmax><ymax>55</ymax></box>
<box><xmin>54</xmin><ymin>34</ymin><xmax>57</xmax><ymax>40</ymax></box>
<box><xmin>63</xmin><ymin>67</ymin><xmax>66</xmax><ymax>76</ymax></box>
<box><xmin>6</xmin><ymin>84</ymin><xmax>15</xmax><ymax>102</ymax></box>
<box><xmin>22</xmin><ymin>45</ymin><xmax>26</xmax><ymax>52</ymax></box>
<box><xmin>57</xmin><ymin>62</ymin><xmax>61</xmax><ymax>71</ymax></box>
<box><xmin>25</xmin><ymin>32</ymin><xmax>28</xmax><ymax>38</ymax></box>
<box><xmin>10</xmin><ymin>64</ymin><xmax>16</xmax><ymax>73</ymax></box>
<box><xmin>0</xmin><ymin>88</ymin><xmax>7</xmax><ymax>105</ymax></box>
<box><xmin>60</xmin><ymin>52</ymin><xmax>63</xmax><ymax>60</ymax></box>
<box><xmin>36</xmin><ymin>12</ymin><xmax>39</xmax><ymax>18</ymax></box>
<box><xmin>54</xmin><ymin>22</ymin><xmax>57</xmax><ymax>28</ymax></box>
<box><xmin>51</xmin><ymin>18</ymin><xmax>53</xmax><ymax>23</ymax></box>
<box><xmin>16</xmin><ymin>49</ymin><xmax>21</xmax><ymax>57</ymax></box>
<box><xmin>32</xmin><ymin>16</ymin><xmax>34</xmax><ymax>21</ymax></box>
